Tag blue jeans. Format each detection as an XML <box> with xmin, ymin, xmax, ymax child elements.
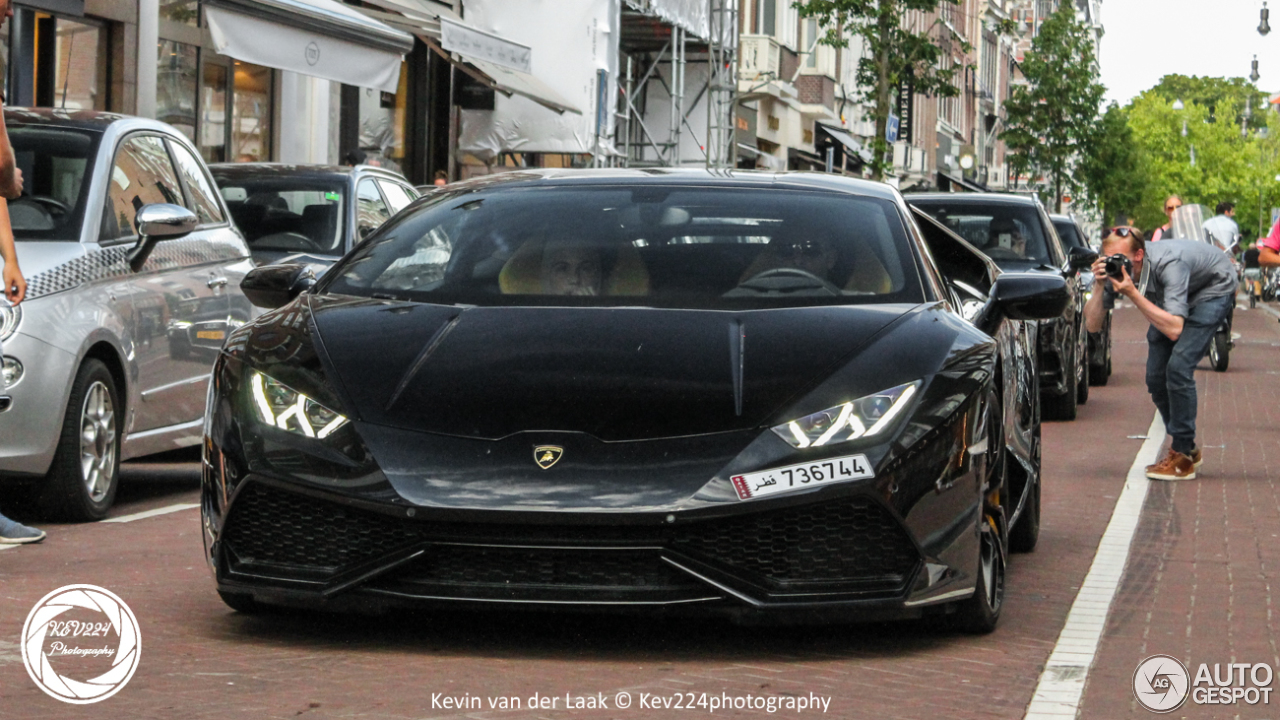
<box><xmin>1145</xmin><ymin>293</ymin><xmax>1235</xmax><ymax>455</ymax></box>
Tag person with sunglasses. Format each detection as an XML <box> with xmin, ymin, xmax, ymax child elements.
<box><xmin>1150</xmin><ymin>195</ymin><xmax>1182</xmax><ymax>242</ymax></box>
<box><xmin>1084</xmin><ymin>225</ymin><xmax>1238</xmax><ymax>481</ymax></box>
<box><xmin>739</xmin><ymin>232</ymin><xmax>840</xmax><ymax>285</ymax></box>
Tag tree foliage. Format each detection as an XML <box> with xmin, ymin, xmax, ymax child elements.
<box><xmin>1125</xmin><ymin>90</ymin><xmax>1280</xmax><ymax>238</ymax></box>
<box><xmin>1001</xmin><ymin>3</ymin><xmax>1105</xmax><ymax>212</ymax></box>
<box><xmin>1077</xmin><ymin>102</ymin><xmax>1146</xmax><ymax>225</ymax></box>
<box><xmin>1146</xmin><ymin>75</ymin><xmax>1270</xmax><ymax>131</ymax></box>
<box><xmin>794</xmin><ymin>0</ymin><xmax>967</xmax><ymax>180</ymax></box>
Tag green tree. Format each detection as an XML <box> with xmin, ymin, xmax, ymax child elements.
<box><xmin>1146</xmin><ymin>75</ymin><xmax>1269</xmax><ymax>132</ymax></box>
<box><xmin>793</xmin><ymin>0</ymin><xmax>968</xmax><ymax>180</ymax></box>
<box><xmin>1001</xmin><ymin>3</ymin><xmax>1105</xmax><ymax>212</ymax></box>
<box><xmin>1078</xmin><ymin>102</ymin><xmax>1146</xmax><ymax>225</ymax></box>
<box><xmin>1125</xmin><ymin>92</ymin><xmax>1255</xmax><ymax>232</ymax></box>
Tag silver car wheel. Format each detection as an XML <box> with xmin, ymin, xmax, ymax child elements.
<box><xmin>79</xmin><ymin>380</ymin><xmax>117</xmax><ymax>502</ymax></box>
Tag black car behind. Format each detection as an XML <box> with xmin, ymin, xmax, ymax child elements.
<box><xmin>1051</xmin><ymin>213</ymin><xmax>1111</xmax><ymax>386</ymax></box>
<box><xmin>909</xmin><ymin>194</ymin><xmax>1090</xmax><ymax>420</ymax></box>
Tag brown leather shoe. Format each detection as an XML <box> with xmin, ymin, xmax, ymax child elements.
<box><xmin>1191</xmin><ymin>447</ymin><xmax>1203</xmax><ymax>469</ymax></box>
<box><xmin>1145</xmin><ymin>447</ymin><xmax>1176</xmax><ymax>476</ymax></box>
<box><xmin>1146</xmin><ymin>451</ymin><xmax>1196</xmax><ymax>481</ymax></box>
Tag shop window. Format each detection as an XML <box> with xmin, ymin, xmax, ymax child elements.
<box><xmin>101</xmin><ymin>135</ymin><xmax>185</xmax><ymax>241</ymax></box>
<box><xmin>168</xmin><ymin>140</ymin><xmax>225</xmax><ymax>225</ymax></box>
<box><xmin>356</xmin><ymin>64</ymin><xmax>407</xmax><ymax>173</ymax></box>
<box><xmin>160</xmin><ymin>0</ymin><xmax>199</xmax><ymax>26</ymax></box>
<box><xmin>200</xmin><ymin>63</ymin><xmax>228</xmax><ymax>163</ymax></box>
<box><xmin>157</xmin><ymin>40</ymin><xmax>198</xmax><ymax>141</ymax></box>
<box><xmin>10</xmin><ymin>13</ymin><xmax>110</xmax><ymax>110</ymax></box>
<box><xmin>231</xmin><ymin>61</ymin><xmax>271</xmax><ymax>162</ymax></box>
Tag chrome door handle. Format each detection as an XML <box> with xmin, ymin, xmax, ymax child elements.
<box><xmin>207</xmin><ymin>277</ymin><xmax>229</xmax><ymax>289</ymax></box>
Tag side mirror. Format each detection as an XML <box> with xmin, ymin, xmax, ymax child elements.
<box><xmin>991</xmin><ymin>272</ymin><xmax>1069</xmax><ymax>321</ymax></box>
<box><xmin>1067</xmin><ymin>246</ymin><xmax>1099</xmax><ymax>273</ymax></box>
<box><xmin>127</xmin><ymin>203</ymin><xmax>197</xmax><ymax>272</ymax></box>
<box><xmin>241</xmin><ymin>264</ymin><xmax>316</xmax><ymax>309</ymax></box>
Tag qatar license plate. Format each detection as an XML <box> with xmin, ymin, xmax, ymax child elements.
<box><xmin>731</xmin><ymin>454</ymin><xmax>874</xmax><ymax>501</ymax></box>
<box><xmin>196</xmin><ymin>330</ymin><xmax>225</xmax><ymax>340</ymax></box>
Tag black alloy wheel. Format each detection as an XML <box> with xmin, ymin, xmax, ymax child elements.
<box><xmin>952</xmin><ymin>504</ymin><xmax>1007</xmax><ymax>634</ymax></box>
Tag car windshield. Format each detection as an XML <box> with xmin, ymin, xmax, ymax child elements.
<box><xmin>214</xmin><ymin>176</ymin><xmax>345</xmax><ymax>255</ymax></box>
<box><xmin>911</xmin><ymin>200</ymin><xmax>1054</xmax><ymax>265</ymax></box>
<box><xmin>321</xmin><ymin>186</ymin><xmax>925</xmax><ymax>309</ymax></box>
<box><xmin>9</xmin><ymin>125</ymin><xmax>101</xmax><ymax>241</ymax></box>
<box><xmin>1052</xmin><ymin>220</ymin><xmax>1087</xmax><ymax>250</ymax></box>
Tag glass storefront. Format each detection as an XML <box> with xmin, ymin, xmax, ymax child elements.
<box><xmin>200</xmin><ymin>63</ymin><xmax>228</xmax><ymax>163</ymax></box>
<box><xmin>157</xmin><ymin>40</ymin><xmax>198</xmax><ymax>140</ymax></box>
<box><xmin>4</xmin><ymin>10</ymin><xmax>110</xmax><ymax>111</ymax></box>
<box><xmin>231</xmin><ymin>61</ymin><xmax>271</xmax><ymax>162</ymax></box>
<box><xmin>356</xmin><ymin>62</ymin><xmax>407</xmax><ymax>172</ymax></box>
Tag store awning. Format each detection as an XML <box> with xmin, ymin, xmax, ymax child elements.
<box><xmin>938</xmin><ymin>171</ymin><xmax>988</xmax><ymax>193</ymax></box>
<box><xmin>203</xmin><ymin>0</ymin><xmax>414</xmax><ymax>93</ymax></box>
<box><xmin>355</xmin><ymin>0</ymin><xmax>580</xmax><ymax>114</ymax></box>
<box><xmin>816</xmin><ymin>123</ymin><xmax>872</xmax><ymax>163</ymax></box>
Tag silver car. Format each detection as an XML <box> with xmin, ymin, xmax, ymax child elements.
<box><xmin>0</xmin><ymin>108</ymin><xmax>255</xmax><ymax>520</ymax></box>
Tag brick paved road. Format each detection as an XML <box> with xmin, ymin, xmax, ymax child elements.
<box><xmin>0</xmin><ymin>303</ymin><xmax>1271</xmax><ymax>719</ymax></box>
<box><xmin>1080</xmin><ymin>302</ymin><xmax>1280</xmax><ymax>720</ymax></box>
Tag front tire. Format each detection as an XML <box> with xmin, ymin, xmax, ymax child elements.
<box><xmin>1009</xmin><ymin>423</ymin><xmax>1041</xmax><ymax>553</ymax></box>
<box><xmin>38</xmin><ymin>359</ymin><xmax>121</xmax><ymax>521</ymax></box>
<box><xmin>1208</xmin><ymin>330</ymin><xmax>1230</xmax><ymax>372</ymax></box>
<box><xmin>952</xmin><ymin>509</ymin><xmax>1006</xmax><ymax>634</ymax></box>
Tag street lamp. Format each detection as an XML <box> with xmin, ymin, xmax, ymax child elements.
<box><xmin>1262</xmin><ymin>2</ymin><xmax>1272</xmax><ymax>36</ymax></box>
<box><xmin>1252</xmin><ymin>55</ymin><xmax>1262</xmax><ymax>83</ymax></box>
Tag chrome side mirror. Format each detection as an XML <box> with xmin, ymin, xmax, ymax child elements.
<box><xmin>127</xmin><ymin>203</ymin><xmax>198</xmax><ymax>272</ymax></box>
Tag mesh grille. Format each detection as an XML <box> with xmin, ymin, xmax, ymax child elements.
<box><xmin>222</xmin><ymin>483</ymin><xmax>918</xmax><ymax>592</ymax></box>
<box><xmin>671</xmin><ymin>497</ymin><xmax>918</xmax><ymax>586</ymax></box>
<box><xmin>223</xmin><ymin>483</ymin><xmax>422</xmax><ymax>570</ymax></box>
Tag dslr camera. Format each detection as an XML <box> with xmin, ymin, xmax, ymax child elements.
<box><xmin>1103</xmin><ymin>253</ymin><xmax>1133</xmax><ymax>280</ymax></box>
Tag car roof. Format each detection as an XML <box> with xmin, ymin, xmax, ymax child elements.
<box><xmin>907</xmin><ymin>192</ymin><xmax>1042</xmax><ymax>207</ymax></box>
<box><xmin>436</xmin><ymin>168</ymin><xmax>905</xmax><ymax>200</ymax></box>
<box><xmin>208</xmin><ymin>162</ymin><xmax>414</xmax><ymax>181</ymax></box>
<box><xmin>1048</xmin><ymin>213</ymin><xmax>1077</xmax><ymax>223</ymax></box>
<box><xmin>4</xmin><ymin>106</ymin><xmax>151</xmax><ymax>132</ymax></box>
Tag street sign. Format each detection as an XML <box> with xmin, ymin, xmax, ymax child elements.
<box><xmin>886</xmin><ymin>114</ymin><xmax>900</xmax><ymax>143</ymax></box>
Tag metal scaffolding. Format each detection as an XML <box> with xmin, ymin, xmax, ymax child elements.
<box><xmin>615</xmin><ymin>0</ymin><xmax>737</xmax><ymax>169</ymax></box>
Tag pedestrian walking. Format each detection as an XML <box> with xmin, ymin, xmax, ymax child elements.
<box><xmin>1083</xmin><ymin>226</ymin><xmax>1238</xmax><ymax>481</ymax></box>
<box><xmin>0</xmin><ymin>0</ymin><xmax>44</xmax><ymax>544</ymax></box>
<box><xmin>1202</xmin><ymin>201</ymin><xmax>1241</xmax><ymax>255</ymax></box>
<box><xmin>1150</xmin><ymin>195</ymin><xmax>1182</xmax><ymax>242</ymax></box>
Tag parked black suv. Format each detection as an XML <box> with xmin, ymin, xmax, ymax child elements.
<box><xmin>1051</xmin><ymin>213</ymin><xmax>1111</xmax><ymax>386</ymax></box>
<box><xmin>909</xmin><ymin>194</ymin><xmax>1089</xmax><ymax>420</ymax></box>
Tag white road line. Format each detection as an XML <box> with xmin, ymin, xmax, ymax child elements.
<box><xmin>1023</xmin><ymin>413</ymin><xmax>1166</xmax><ymax>720</ymax></box>
<box><xmin>102</xmin><ymin>503</ymin><xmax>200</xmax><ymax>524</ymax></box>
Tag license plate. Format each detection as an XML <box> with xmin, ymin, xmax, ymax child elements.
<box><xmin>731</xmin><ymin>454</ymin><xmax>874</xmax><ymax>500</ymax></box>
<box><xmin>196</xmin><ymin>330</ymin><xmax>225</xmax><ymax>340</ymax></box>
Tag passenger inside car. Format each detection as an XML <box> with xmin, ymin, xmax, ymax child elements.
<box><xmin>498</xmin><ymin>238</ymin><xmax>650</xmax><ymax>296</ymax></box>
<box><xmin>987</xmin><ymin>217</ymin><xmax>1029</xmax><ymax>259</ymax></box>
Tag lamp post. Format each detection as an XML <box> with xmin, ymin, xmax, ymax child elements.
<box><xmin>1252</xmin><ymin>55</ymin><xmax>1262</xmax><ymax>83</ymax></box>
<box><xmin>1262</xmin><ymin>2</ymin><xmax>1272</xmax><ymax>36</ymax></box>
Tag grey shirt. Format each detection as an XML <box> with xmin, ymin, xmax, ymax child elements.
<box><xmin>1104</xmin><ymin>239</ymin><xmax>1237</xmax><ymax>318</ymax></box>
<box><xmin>1202</xmin><ymin>215</ymin><xmax>1240</xmax><ymax>252</ymax></box>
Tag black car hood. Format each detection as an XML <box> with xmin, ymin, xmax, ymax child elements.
<box><xmin>309</xmin><ymin>296</ymin><xmax>915</xmax><ymax>442</ymax></box>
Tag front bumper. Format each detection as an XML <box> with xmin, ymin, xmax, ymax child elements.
<box><xmin>0</xmin><ymin>332</ymin><xmax>76</xmax><ymax>476</ymax></box>
<box><xmin>208</xmin><ymin>478</ymin><xmax>940</xmax><ymax>621</ymax></box>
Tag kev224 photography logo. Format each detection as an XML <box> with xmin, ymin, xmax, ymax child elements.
<box><xmin>19</xmin><ymin>585</ymin><xmax>141</xmax><ymax>704</ymax></box>
<box><xmin>1133</xmin><ymin>654</ymin><xmax>1275</xmax><ymax>714</ymax></box>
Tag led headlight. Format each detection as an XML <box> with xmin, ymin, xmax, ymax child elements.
<box><xmin>0</xmin><ymin>300</ymin><xmax>20</xmax><ymax>342</ymax></box>
<box><xmin>248</xmin><ymin>370</ymin><xmax>349</xmax><ymax>439</ymax></box>
<box><xmin>771</xmin><ymin>381</ymin><xmax>920</xmax><ymax>449</ymax></box>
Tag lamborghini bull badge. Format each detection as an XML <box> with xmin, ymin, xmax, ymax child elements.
<box><xmin>534</xmin><ymin>446</ymin><xmax>564</xmax><ymax>469</ymax></box>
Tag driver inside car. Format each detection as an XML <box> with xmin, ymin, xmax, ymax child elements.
<box><xmin>738</xmin><ymin>231</ymin><xmax>840</xmax><ymax>284</ymax></box>
<box><xmin>541</xmin><ymin>239</ymin><xmax>604</xmax><ymax>296</ymax></box>
<box><xmin>987</xmin><ymin>218</ymin><xmax>1028</xmax><ymax>258</ymax></box>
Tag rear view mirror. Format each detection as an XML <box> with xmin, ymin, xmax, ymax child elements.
<box><xmin>241</xmin><ymin>264</ymin><xmax>316</xmax><ymax>309</ymax></box>
<box><xmin>992</xmin><ymin>272</ymin><xmax>1069</xmax><ymax>321</ymax></box>
<box><xmin>127</xmin><ymin>203</ymin><xmax>197</xmax><ymax>272</ymax></box>
<box><xmin>1067</xmin><ymin>246</ymin><xmax>1098</xmax><ymax>272</ymax></box>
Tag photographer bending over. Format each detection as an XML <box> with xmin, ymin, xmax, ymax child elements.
<box><xmin>1084</xmin><ymin>227</ymin><xmax>1238</xmax><ymax>481</ymax></box>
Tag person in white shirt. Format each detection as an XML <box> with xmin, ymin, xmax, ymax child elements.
<box><xmin>1201</xmin><ymin>201</ymin><xmax>1241</xmax><ymax>255</ymax></box>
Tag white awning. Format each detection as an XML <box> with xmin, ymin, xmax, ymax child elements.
<box><xmin>203</xmin><ymin>0</ymin><xmax>414</xmax><ymax>93</ymax></box>
<box><xmin>354</xmin><ymin>0</ymin><xmax>580</xmax><ymax>114</ymax></box>
<box><xmin>817</xmin><ymin>123</ymin><xmax>873</xmax><ymax>163</ymax></box>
